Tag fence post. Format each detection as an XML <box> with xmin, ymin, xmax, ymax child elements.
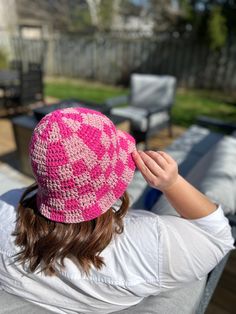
<box><xmin>46</xmin><ymin>33</ymin><xmax>56</xmax><ymax>77</ymax></box>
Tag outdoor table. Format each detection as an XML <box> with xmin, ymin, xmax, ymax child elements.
<box><xmin>33</xmin><ymin>99</ymin><xmax>127</xmax><ymax>125</ymax></box>
<box><xmin>12</xmin><ymin>100</ymin><xmax>129</xmax><ymax>176</ymax></box>
<box><xmin>33</xmin><ymin>99</ymin><xmax>110</xmax><ymax>121</ymax></box>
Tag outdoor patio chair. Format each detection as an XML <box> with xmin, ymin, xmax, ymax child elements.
<box><xmin>20</xmin><ymin>62</ymin><xmax>44</xmax><ymax>105</ymax></box>
<box><xmin>4</xmin><ymin>62</ymin><xmax>44</xmax><ymax>108</ymax></box>
<box><xmin>10</xmin><ymin>60</ymin><xmax>22</xmax><ymax>71</ymax></box>
<box><xmin>106</xmin><ymin>74</ymin><xmax>177</xmax><ymax>148</ymax></box>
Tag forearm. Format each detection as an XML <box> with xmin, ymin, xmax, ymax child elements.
<box><xmin>163</xmin><ymin>175</ymin><xmax>217</xmax><ymax>219</ymax></box>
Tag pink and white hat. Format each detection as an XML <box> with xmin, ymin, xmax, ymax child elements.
<box><xmin>29</xmin><ymin>107</ymin><xmax>136</xmax><ymax>223</ymax></box>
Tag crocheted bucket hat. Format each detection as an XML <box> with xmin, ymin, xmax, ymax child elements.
<box><xmin>29</xmin><ymin>107</ymin><xmax>136</xmax><ymax>223</ymax></box>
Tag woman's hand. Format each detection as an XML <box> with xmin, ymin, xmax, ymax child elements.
<box><xmin>132</xmin><ymin>150</ymin><xmax>179</xmax><ymax>192</ymax></box>
<box><xmin>132</xmin><ymin>150</ymin><xmax>217</xmax><ymax>219</ymax></box>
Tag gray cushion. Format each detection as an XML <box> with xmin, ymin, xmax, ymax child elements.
<box><xmin>131</xmin><ymin>74</ymin><xmax>176</xmax><ymax>108</ymax></box>
<box><xmin>152</xmin><ymin>135</ymin><xmax>236</xmax><ymax>216</ymax></box>
<box><xmin>114</xmin><ymin>277</ymin><xmax>207</xmax><ymax>314</ymax></box>
<box><xmin>0</xmin><ymin>277</ymin><xmax>207</xmax><ymax>314</ymax></box>
<box><xmin>186</xmin><ymin>135</ymin><xmax>236</xmax><ymax>215</ymax></box>
<box><xmin>0</xmin><ymin>290</ymin><xmax>53</xmax><ymax>314</ymax></box>
<box><xmin>111</xmin><ymin>107</ymin><xmax>169</xmax><ymax>132</ymax></box>
<box><xmin>167</xmin><ymin>127</ymin><xmax>222</xmax><ymax>157</ymax></box>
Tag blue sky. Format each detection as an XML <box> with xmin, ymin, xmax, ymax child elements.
<box><xmin>131</xmin><ymin>0</ymin><xmax>180</xmax><ymax>8</ymax></box>
<box><xmin>131</xmin><ymin>0</ymin><xmax>149</xmax><ymax>6</ymax></box>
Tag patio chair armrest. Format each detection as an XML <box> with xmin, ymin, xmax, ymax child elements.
<box><xmin>105</xmin><ymin>95</ymin><xmax>129</xmax><ymax>109</ymax></box>
<box><xmin>145</xmin><ymin>104</ymin><xmax>172</xmax><ymax>116</ymax></box>
<box><xmin>196</xmin><ymin>252</ymin><xmax>231</xmax><ymax>314</ymax></box>
<box><xmin>196</xmin><ymin>115</ymin><xmax>236</xmax><ymax>133</ymax></box>
<box><xmin>228</xmin><ymin>214</ymin><xmax>236</xmax><ymax>227</ymax></box>
<box><xmin>226</xmin><ymin>214</ymin><xmax>236</xmax><ymax>240</ymax></box>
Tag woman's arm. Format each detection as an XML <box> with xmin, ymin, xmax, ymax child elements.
<box><xmin>132</xmin><ymin>150</ymin><xmax>234</xmax><ymax>290</ymax></box>
<box><xmin>132</xmin><ymin>150</ymin><xmax>216</xmax><ymax>219</ymax></box>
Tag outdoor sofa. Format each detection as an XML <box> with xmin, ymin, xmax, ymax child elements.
<box><xmin>0</xmin><ymin>124</ymin><xmax>236</xmax><ymax>314</ymax></box>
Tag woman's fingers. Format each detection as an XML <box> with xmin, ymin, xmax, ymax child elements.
<box><xmin>132</xmin><ymin>151</ymin><xmax>162</xmax><ymax>185</ymax></box>
<box><xmin>138</xmin><ymin>151</ymin><xmax>165</xmax><ymax>176</ymax></box>
<box><xmin>145</xmin><ymin>151</ymin><xmax>168</xmax><ymax>170</ymax></box>
<box><xmin>132</xmin><ymin>150</ymin><xmax>179</xmax><ymax>191</ymax></box>
<box><xmin>158</xmin><ymin>151</ymin><xmax>175</xmax><ymax>164</ymax></box>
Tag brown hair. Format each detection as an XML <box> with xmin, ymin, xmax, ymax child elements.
<box><xmin>13</xmin><ymin>183</ymin><xmax>129</xmax><ymax>276</ymax></box>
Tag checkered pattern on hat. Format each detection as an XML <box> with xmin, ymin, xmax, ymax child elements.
<box><xmin>29</xmin><ymin>107</ymin><xmax>136</xmax><ymax>223</ymax></box>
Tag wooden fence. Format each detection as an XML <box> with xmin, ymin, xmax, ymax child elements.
<box><xmin>1</xmin><ymin>33</ymin><xmax>236</xmax><ymax>91</ymax></box>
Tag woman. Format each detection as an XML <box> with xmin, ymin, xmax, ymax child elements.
<box><xmin>0</xmin><ymin>107</ymin><xmax>234</xmax><ymax>314</ymax></box>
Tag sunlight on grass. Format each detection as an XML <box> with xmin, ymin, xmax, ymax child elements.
<box><xmin>45</xmin><ymin>77</ymin><xmax>128</xmax><ymax>103</ymax></box>
<box><xmin>174</xmin><ymin>89</ymin><xmax>236</xmax><ymax>126</ymax></box>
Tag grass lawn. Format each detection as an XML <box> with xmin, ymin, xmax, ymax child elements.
<box><xmin>45</xmin><ymin>77</ymin><xmax>127</xmax><ymax>103</ymax></box>
<box><xmin>45</xmin><ymin>77</ymin><xmax>236</xmax><ymax>128</ymax></box>
<box><xmin>173</xmin><ymin>89</ymin><xmax>236</xmax><ymax>127</ymax></box>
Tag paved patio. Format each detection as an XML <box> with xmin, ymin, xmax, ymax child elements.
<box><xmin>0</xmin><ymin>118</ymin><xmax>33</xmax><ymax>194</ymax></box>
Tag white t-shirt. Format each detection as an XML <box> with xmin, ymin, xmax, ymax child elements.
<box><xmin>0</xmin><ymin>188</ymin><xmax>234</xmax><ymax>314</ymax></box>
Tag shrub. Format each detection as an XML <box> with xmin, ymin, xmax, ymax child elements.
<box><xmin>0</xmin><ymin>48</ymin><xmax>8</xmax><ymax>69</ymax></box>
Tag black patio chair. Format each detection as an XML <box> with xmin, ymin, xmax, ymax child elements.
<box><xmin>20</xmin><ymin>62</ymin><xmax>44</xmax><ymax>105</ymax></box>
<box><xmin>106</xmin><ymin>74</ymin><xmax>177</xmax><ymax>148</ymax></box>
<box><xmin>4</xmin><ymin>62</ymin><xmax>44</xmax><ymax>109</ymax></box>
<box><xmin>9</xmin><ymin>60</ymin><xmax>22</xmax><ymax>71</ymax></box>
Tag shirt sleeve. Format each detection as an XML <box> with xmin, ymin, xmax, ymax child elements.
<box><xmin>157</xmin><ymin>205</ymin><xmax>235</xmax><ymax>290</ymax></box>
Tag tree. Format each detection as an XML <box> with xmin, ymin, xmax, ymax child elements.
<box><xmin>208</xmin><ymin>5</ymin><xmax>227</xmax><ymax>49</ymax></box>
<box><xmin>185</xmin><ymin>0</ymin><xmax>236</xmax><ymax>40</ymax></box>
<box><xmin>86</xmin><ymin>0</ymin><xmax>101</xmax><ymax>27</ymax></box>
<box><xmin>152</xmin><ymin>0</ymin><xmax>235</xmax><ymax>45</ymax></box>
<box><xmin>85</xmin><ymin>0</ymin><xmax>122</xmax><ymax>31</ymax></box>
<box><xmin>144</xmin><ymin>0</ymin><xmax>175</xmax><ymax>33</ymax></box>
<box><xmin>0</xmin><ymin>49</ymin><xmax>8</xmax><ymax>69</ymax></box>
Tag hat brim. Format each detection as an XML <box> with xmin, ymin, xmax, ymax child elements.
<box><xmin>79</xmin><ymin>129</ymin><xmax>136</xmax><ymax>222</ymax></box>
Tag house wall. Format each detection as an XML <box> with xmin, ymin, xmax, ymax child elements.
<box><xmin>0</xmin><ymin>0</ymin><xmax>18</xmax><ymax>33</ymax></box>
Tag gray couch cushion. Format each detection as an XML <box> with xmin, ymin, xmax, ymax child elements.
<box><xmin>165</xmin><ymin>125</ymin><xmax>223</xmax><ymax>177</ymax></box>
<box><xmin>152</xmin><ymin>135</ymin><xmax>236</xmax><ymax>216</ymax></box>
<box><xmin>187</xmin><ymin>135</ymin><xmax>236</xmax><ymax>215</ymax></box>
<box><xmin>0</xmin><ymin>290</ymin><xmax>53</xmax><ymax>314</ymax></box>
<box><xmin>114</xmin><ymin>277</ymin><xmax>207</xmax><ymax>314</ymax></box>
<box><xmin>0</xmin><ymin>277</ymin><xmax>207</xmax><ymax>314</ymax></box>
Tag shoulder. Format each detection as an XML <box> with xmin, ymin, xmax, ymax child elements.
<box><xmin>124</xmin><ymin>209</ymin><xmax>160</xmax><ymax>223</ymax></box>
<box><xmin>61</xmin><ymin>210</ymin><xmax>162</xmax><ymax>287</ymax></box>
<box><xmin>123</xmin><ymin>209</ymin><xmax>160</xmax><ymax>237</ymax></box>
<box><xmin>95</xmin><ymin>210</ymin><xmax>161</xmax><ymax>283</ymax></box>
<box><xmin>124</xmin><ymin>209</ymin><xmax>161</xmax><ymax>245</ymax></box>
